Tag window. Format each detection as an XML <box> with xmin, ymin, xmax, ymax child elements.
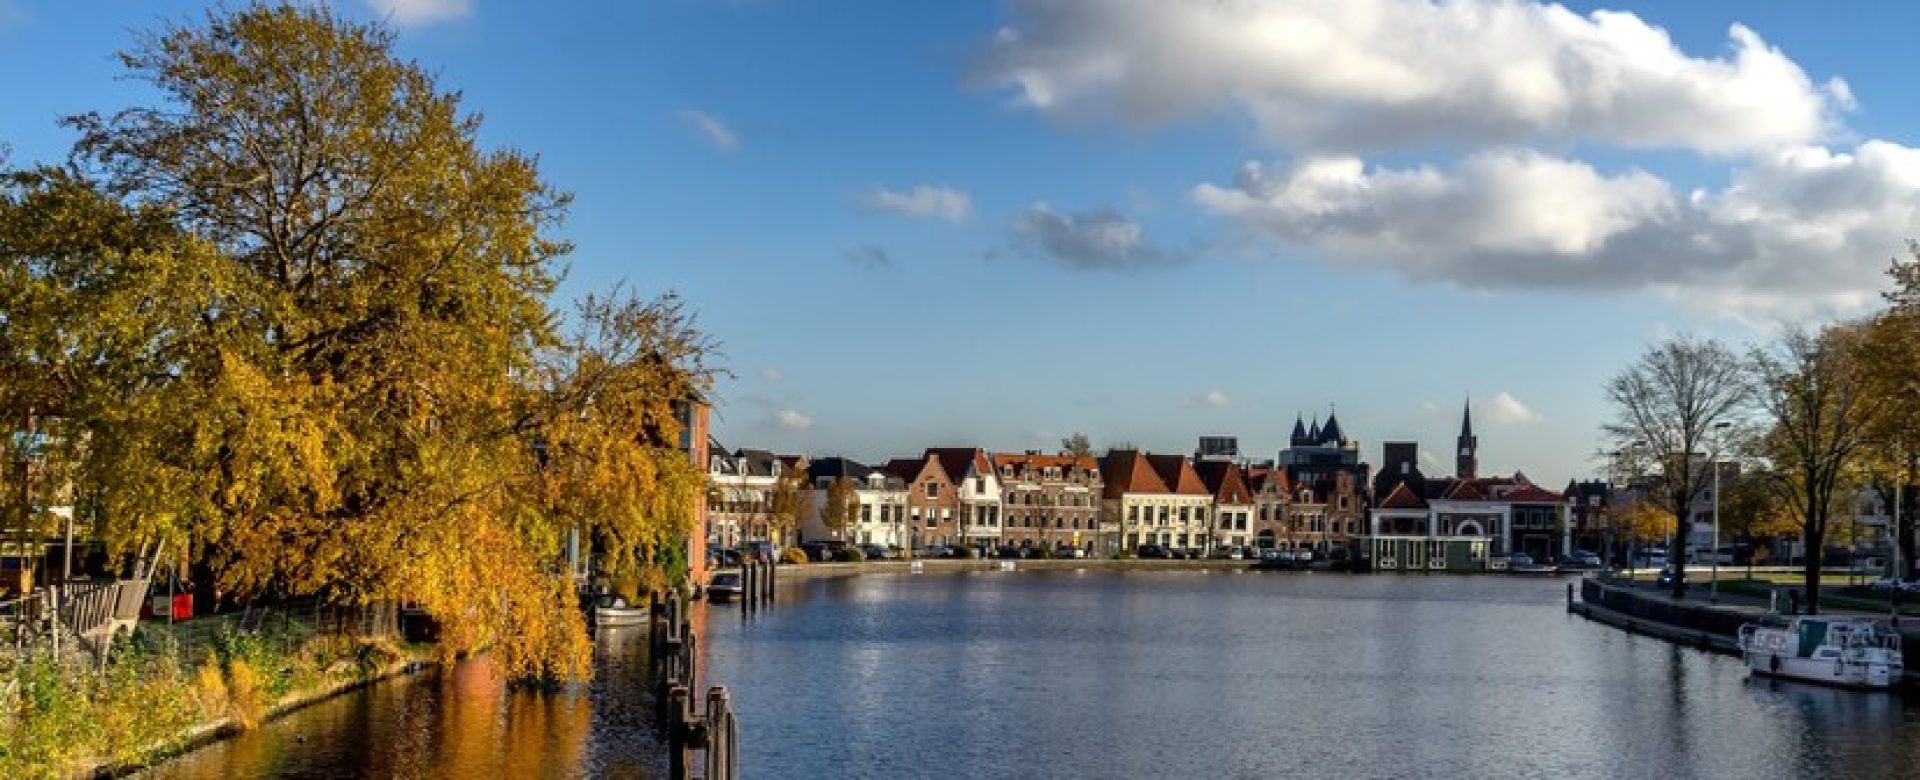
<box><xmin>925</xmin><ymin>482</ymin><xmax>938</xmax><ymax>499</ymax></box>
<box><xmin>1338</xmin><ymin>495</ymin><xmax>1350</xmax><ymax>510</ymax></box>
<box><xmin>1128</xmin><ymin>506</ymin><xmax>1139</xmax><ymax>522</ymax></box>
<box><xmin>974</xmin><ymin>478</ymin><xmax>985</xmax><ymax>495</ymax></box>
<box><xmin>860</xmin><ymin>505</ymin><xmax>872</xmax><ymax>524</ymax></box>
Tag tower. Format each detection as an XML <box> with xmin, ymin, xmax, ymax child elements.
<box><xmin>1456</xmin><ymin>401</ymin><xmax>1478</xmax><ymax>480</ymax></box>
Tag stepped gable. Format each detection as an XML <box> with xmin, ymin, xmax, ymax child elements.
<box><xmin>1146</xmin><ymin>454</ymin><xmax>1211</xmax><ymax>495</ymax></box>
<box><xmin>1378</xmin><ymin>481</ymin><xmax>1428</xmax><ymax>510</ymax></box>
<box><xmin>1246</xmin><ymin>466</ymin><xmax>1290</xmax><ymax>494</ymax></box>
<box><xmin>927</xmin><ymin>447</ymin><xmax>990</xmax><ymax>482</ymax></box>
<box><xmin>884</xmin><ymin>455</ymin><xmax>941</xmax><ymax>484</ymax></box>
<box><xmin>1101</xmin><ymin>449</ymin><xmax>1170</xmax><ymax>499</ymax></box>
<box><xmin>1193</xmin><ymin>460</ymin><xmax>1252</xmax><ymax>504</ymax></box>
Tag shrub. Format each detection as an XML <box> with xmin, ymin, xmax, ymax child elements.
<box><xmin>953</xmin><ymin>546</ymin><xmax>977</xmax><ymax>559</ymax></box>
<box><xmin>1028</xmin><ymin>546</ymin><xmax>1053</xmax><ymax>559</ymax></box>
<box><xmin>780</xmin><ymin>547</ymin><xmax>810</xmax><ymax>565</ymax></box>
<box><xmin>833</xmin><ymin>547</ymin><xmax>867</xmax><ymax>563</ymax></box>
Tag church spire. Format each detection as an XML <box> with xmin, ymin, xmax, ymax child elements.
<box><xmin>1456</xmin><ymin>399</ymin><xmax>1478</xmax><ymax>479</ymax></box>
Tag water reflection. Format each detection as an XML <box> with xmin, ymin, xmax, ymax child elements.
<box><xmin>149</xmin><ymin>573</ymin><xmax>1920</xmax><ymax>779</ymax></box>
<box><xmin>148</xmin><ymin>636</ymin><xmax>663</xmax><ymax>779</ymax></box>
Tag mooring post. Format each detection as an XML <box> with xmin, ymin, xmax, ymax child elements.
<box><xmin>668</xmin><ymin>685</ymin><xmax>691</xmax><ymax>780</ymax></box>
<box><xmin>1567</xmin><ymin>581</ymin><xmax>1575</xmax><ymax>608</ymax></box>
<box><xmin>707</xmin><ymin>686</ymin><xmax>735</xmax><ymax>780</ymax></box>
<box><xmin>765</xmin><ymin>555</ymin><xmax>776</xmax><ymax>603</ymax></box>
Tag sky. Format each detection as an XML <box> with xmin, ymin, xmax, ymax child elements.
<box><xmin>3</xmin><ymin>0</ymin><xmax>1918</xmax><ymax>486</ymax></box>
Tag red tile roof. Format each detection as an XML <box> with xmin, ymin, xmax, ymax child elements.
<box><xmin>1378</xmin><ymin>482</ymin><xmax>1428</xmax><ymax>510</ymax></box>
<box><xmin>1101</xmin><ymin>450</ymin><xmax>1170</xmax><ymax>498</ymax></box>
<box><xmin>1146</xmin><ymin>454</ymin><xmax>1210</xmax><ymax>495</ymax></box>
<box><xmin>1503</xmin><ymin>484</ymin><xmax>1564</xmax><ymax>503</ymax></box>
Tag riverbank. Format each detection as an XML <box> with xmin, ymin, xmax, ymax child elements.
<box><xmin>1571</xmin><ymin>576</ymin><xmax>1920</xmax><ymax>684</ymax></box>
<box><xmin>90</xmin><ymin>657</ymin><xmax>430</xmax><ymax>779</ymax></box>
<box><xmin>772</xmin><ymin>557</ymin><xmax>1273</xmax><ymax>580</ymax></box>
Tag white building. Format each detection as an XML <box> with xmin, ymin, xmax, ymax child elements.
<box><xmin>801</xmin><ymin>457</ymin><xmax>911</xmax><ymax>548</ymax></box>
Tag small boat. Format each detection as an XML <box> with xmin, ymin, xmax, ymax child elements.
<box><xmin>1738</xmin><ymin>617</ymin><xmax>1903</xmax><ymax>690</ymax></box>
<box><xmin>590</xmin><ymin>594</ymin><xmax>649</xmax><ymax>629</ymax></box>
<box><xmin>707</xmin><ymin>571</ymin><xmax>743</xmax><ymax>603</ymax></box>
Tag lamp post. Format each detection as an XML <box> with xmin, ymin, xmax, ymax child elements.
<box><xmin>1710</xmin><ymin>421</ymin><xmax>1732</xmax><ymax>604</ymax></box>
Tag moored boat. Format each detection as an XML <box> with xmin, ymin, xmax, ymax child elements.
<box><xmin>1737</xmin><ymin>616</ymin><xmax>1903</xmax><ymax>690</ymax></box>
<box><xmin>707</xmin><ymin>570</ymin><xmax>743</xmax><ymax>603</ymax></box>
<box><xmin>591</xmin><ymin>594</ymin><xmax>649</xmax><ymax>629</ymax></box>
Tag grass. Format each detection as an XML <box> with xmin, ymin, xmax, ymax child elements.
<box><xmin>0</xmin><ymin>621</ymin><xmax>414</xmax><ymax>779</ymax></box>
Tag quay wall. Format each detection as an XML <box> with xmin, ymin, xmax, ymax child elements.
<box><xmin>771</xmin><ymin>558</ymin><xmax>1263</xmax><ymax>580</ymax></box>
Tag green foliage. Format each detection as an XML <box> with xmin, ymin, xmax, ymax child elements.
<box><xmin>952</xmin><ymin>546</ymin><xmax>977</xmax><ymax>559</ymax></box>
<box><xmin>1028</xmin><ymin>545</ymin><xmax>1054</xmax><ymax>559</ymax></box>
<box><xmin>833</xmin><ymin>547</ymin><xmax>866</xmax><ymax>563</ymax></box>
<box><xmin>1</xmin><ymin>4</ymin><xmax>714</xmax><ymax>683</ymax></box>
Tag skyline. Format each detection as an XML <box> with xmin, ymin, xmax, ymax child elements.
<box><xmin>5</xmin><ymin>0</ymin><xmax>1918</xmax><ymax>485</ymax></box>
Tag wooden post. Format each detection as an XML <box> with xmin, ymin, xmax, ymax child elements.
<box><xmin>667</xmin><ymin>685</ymin><xmax>691</xmax><ymax>780</ymax></box>
<box><xmin>707</xmin><ymin>686</ymin><xmax>736</xmax><ymax>780</ymax></box>
<box><xmin>765</xmin><ymin>555</ymin><xmax>776</xmax><ymax>603</ymax></box>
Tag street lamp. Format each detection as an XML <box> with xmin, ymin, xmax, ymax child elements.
<box><xmin>1710</xmin><ymin>421</ymin><xmax>1732</xmax><ymax>604</ymax></box>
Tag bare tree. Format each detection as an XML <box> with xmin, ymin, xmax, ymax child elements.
<box><xmin>1603</xmin><ymin>336</ymin><xmax>1751</xmax><ymax>598</ymax></box>
<box><xmin>1751</xmin><ymin>325</ymin><xmax>1885</xmax><ymax>614</ymax></box>
<box><xmin>1061</xmin><ymin>432</ymin><xmax>1094</xmax><ymax>458</ymax></box>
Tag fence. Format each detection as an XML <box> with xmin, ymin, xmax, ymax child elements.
<box><xmin>648</xmin><ymin>590</ymin><xmax>740</xmax><ymax>780</ymax></box>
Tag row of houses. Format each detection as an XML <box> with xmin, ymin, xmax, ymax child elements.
<box><xmin>708</xmin><ymin>405</ymin><xmax>1622</xmax><ymax>568</ymax></box>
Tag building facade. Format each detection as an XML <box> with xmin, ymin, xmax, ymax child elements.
<box><xmin>801</xmin><ymin>457</ymin><xmax>910</xmax><ymax>547</ymax></box>
<box><xmin>994</xmin><ymin>452</ymin><xmax>1102</xmax><ymax>552</ymax></box>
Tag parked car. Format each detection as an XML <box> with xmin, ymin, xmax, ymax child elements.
<box><xmin>1055</xmin><ymin>544</ymin><xmax>1087</xmax><ymax>559</ymax></box>
<box><xmin>924</xmin><ymin>545</ymin><xmax>952</xmax><ymax>559</ymax></box>
<box><xmin>799</xmin><ymin>542</ymin><xmax>832</xmax><ymax>562</ymax></box>
<box><xmin>1137</xmin><ymin>544</ymin><xmax>1172</xmax><ymax>559</ymax></box>
<box><xmin>1510</xmin><ymin>553</ymin><xmax>1534</xmax><ymax>568</ymax></box>
<box><xmin>860</xmin><ymin>544</ymin><xmax>894</xmax><ymax>560</ymax></box>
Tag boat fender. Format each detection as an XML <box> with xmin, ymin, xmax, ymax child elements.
<box><xmin>1770</xmin><ymin>654</ymin><xmax>1781</xmax><ymax>673</ymax></box>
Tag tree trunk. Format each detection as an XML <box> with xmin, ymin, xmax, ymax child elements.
<box><xmin>1804</xmin><ymin>541</ymin><xmax>1824</xmax><ymax>615</ymax></box>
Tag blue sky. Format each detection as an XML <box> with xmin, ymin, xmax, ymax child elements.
<box><xmin>4</xmin><ymin>1</ymin><xmax>1918</xmax><ymax>486</ymax></box>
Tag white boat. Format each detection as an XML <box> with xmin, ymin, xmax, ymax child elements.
<box><xmin>1737</xmin><ymin>617</ymin><xmax>1904</xmax><ymax>690</ymax></box>
<box><xmin>590</xmin><ymin>594</ymin><xmax>649</xmax><ymax>629</ymax></box>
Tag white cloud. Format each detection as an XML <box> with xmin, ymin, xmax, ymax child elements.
<box><xmin>366</xmin><ymin>0</ymin><xmax>471</xmax><ymax>27</ymax></box>
<box><xmin>868</xmin><ymin>185</ymin><xmax>972</xmax><ymax>222</ymax></box>
<box><xmin>760</xmin><ymin>367</ymin><xmax>784</xmax><ymax>383</ymax></box>
<box><xmin>1015</xmin><ymin>204</ymin><xmax>1181</xmax><ymax>270</ymax></box>
<box><xmin>976</xmin><ymin>0</ymin><xmax>1843</xmax><ymax>154</ymax></box>
<box><xmin>1193</xmin><ymin>142</ymin><xmax>1920</xmax><ymax>318</ymax></box>
<box><xmin>776</xmin><ymin>409</ymin><xmax>814</xmax><ymax>430</ymax></box>
<box><xmin>1195</xmin><ymin>390</ymin><xmax>1231</xmax><ymax>408</ymax></box>
<box><xmin>1485</xmin><ymin>392</ymin><xmax>1540</xmax><ymax>425</ymax></box>
<box><xmin>677</xmin><ymin>110</ymin><xmax>741</xmax><ymax>153</ymax></box>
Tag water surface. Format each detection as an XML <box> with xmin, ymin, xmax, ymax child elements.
<box><xmin>152</xmin><ymin>570</ymin><xmax>1920</xmax><ymax>779</ymax></box>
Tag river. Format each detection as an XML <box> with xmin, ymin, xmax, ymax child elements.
<box><xmin>147</xmin><ymin>569</ymin><xmax>1920</xmax><ymax>779</ymax></box>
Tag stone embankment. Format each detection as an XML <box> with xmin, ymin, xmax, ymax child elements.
<box><xmin>772</xmin><ymin>558</ymin><xmax>1266</xmax><ymax>580</ymax></box>
<box><xmin>1570</xmin><ymin>576</ymin><xmax>1920</xmax><ymax>684</ymax></box>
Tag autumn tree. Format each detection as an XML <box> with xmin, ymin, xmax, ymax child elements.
<box><xmin>3</xmin><ymin>4</ymin><xmax>711</xmax><ymax>681</ymax></box>
<box><xmin>1603</xmin><ymin>336</ymin><xmax>1751</xmax><ymax>598</ymax></box>
<box><xmin>767</xmin><ymin>467</ymin><xmax>812</xmax><ymax>548</ymax></box>
<box><xmin>821</xmin><ymin>476</ymin><xmax>858</xmax><ymax>538</ymax></box>
<box><xmin>1616</xmin><ymin>500</ymin><xmax>1677</xmax><ymax>550</ymax></box>
<box><xmin>1858</xmin><ymin>243</ymin><xmax>1920</xmax><ymax>578</ymax></box>
<box><xmin>1749</xmin><ymin>325</ymin><xmax>1885</xmax><ymax>614</ymax></box>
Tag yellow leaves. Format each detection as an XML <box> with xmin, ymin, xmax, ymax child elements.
<box><xmin>1616</xmin><ymin>501</ymin><xmax>1677</xmax><ymax>544</ymax></box>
